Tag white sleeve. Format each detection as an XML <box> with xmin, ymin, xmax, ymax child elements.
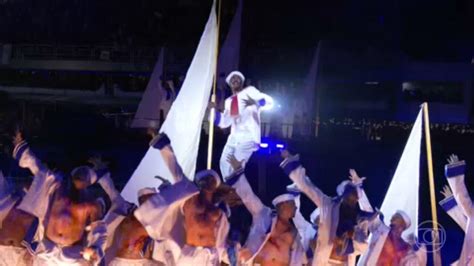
<box><xmin>226</xmin><ymin>169</ymin><xmax>269</xmax><ymax>217</ymax></box>
<box><xmin>445</xmin><ymin>161</ymin><xmax>474</xmax><ymax>217</ymax></box>
<box><xmin>284</xmin><ymin>165</ymin><xmax>330</xmax><ymax>208</ymax></box>
<box><xmin>439</xmin><ymin>195</ymin><xmax>468</xmax><ymax>232</ymax></box>
<box><xmin>215</xmin><ymin>109</ymin><xmax>233</xmax><ymax>129</ymax></box>
<box><xmin>247</xmin><ymin>87</ymin><xmax>274</xmax><ymax>110</ymax></box>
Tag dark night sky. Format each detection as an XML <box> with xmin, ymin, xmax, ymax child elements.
<box><xmin>0</xmin><ymin>0</ymin><xmax>473</xmax><ymax>60</ymax></box>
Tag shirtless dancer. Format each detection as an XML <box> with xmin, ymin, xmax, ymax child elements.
<box><xmin>280</xmin><ymin>151</ymin><xmax>375</xmax><ymax>265</ymax></box>
<box><xmin>13</xmin><ymin>132</ymin><xmax>106</xmax><ymax>265</ymax></box>
<box><xmin>135</xmin><ymin>133</ymin><xmax>230</xmax><ymax>266</ymax></box>
<box><xmin>0</xmin><ymin>170</ymin><xmax>36</xmax><ymax>265</ymax></box>
<box><xmin>225</xmin><ymin>155</ymin><xmax>307</xmax><ymax>266</ymax></box>
<box><xmin>358</xmin><ymin>210</ymin><xmax>427</xmax><ymax>265</ymax></box>
<box><xmin>108</xmin><ymin>187</ymin><xmax>160</xmax><ymax>266</ymax></box>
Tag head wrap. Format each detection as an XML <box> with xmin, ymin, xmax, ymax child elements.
<box><xmin>195</xmin><ymin>169</ymin><xmax>221</xmax><ymax>187</ymax></box>
<box><xmin>272</xmin><ymin>193</ymin><xmax>296</xmax><ymax>207</ymax></box>
<box><xmin>71</xmin><ymin>166</ymin><xmax>98</xmax><ymax>184</ymax></box>
<box><xmin>225</xmin><ymin>71</ymin><xmax>245</xmax><ymax>85</ymax></box>
<box><xmin>395</xmin><ymin>210</ymin><xmax>411</xmax><ymax>229</ymax></box>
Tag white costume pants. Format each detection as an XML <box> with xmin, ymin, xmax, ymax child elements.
<box><xmin>219</xmin><ymin>140</ymin><xmax>258</xmax><ymax>180</ymax></box>
<box><xmin>0</xmin><ymin>245</ymin><xmax>31</xmax><ymax>266</ymax></box>
<box><xmin>109</xmin><ymin>257</ymin><xmax>161</xmax><ymax>266</ymax></box>
<box><xmin>176</xmin><ymin>245</ymin><xmax>219</xmax><ymax>266</ymax></box>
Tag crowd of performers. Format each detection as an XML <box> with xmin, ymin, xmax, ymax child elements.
<box><xmin>0</xmin><ymin>71</ymin><xmax>472</xmax><ymax>266</ymax></box>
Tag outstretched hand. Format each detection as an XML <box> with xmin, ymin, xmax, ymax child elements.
<box><xmin>81</xmin><ymin>247</ymin><xmax>99</xmax><ymax>262</ymax></box>
<box><xmin>440</xmin><ymin>185</ymin><xmax>453</xmax><ymax>198</ymax></box>
<box><xmin>447</xmin><ymin>154</ymin><xmax>460</xmax><ymax>165</ymax></box>
<box><xmin>88</xmin><ymin>155</ymin><xmax>109</xmax><ymax>170</ymax></box>
<box><xmin>227</xmin><ymin>154</ymin><xmax>244</xmax><ymax>171</ymax></box>
<box><xmin>207</xmin><ymin>101</ymin><xmax>217</xmax><ymax>111</ymax></box>
<box><xmin>243</xmin><ymin>96</ymin><xmax>257</xmax><ymax>108</ymax></box>
<box><xmin>156</xmin><ymin>176</ymin><xmax>172</xmax><ymax>190</ymax></box>
<box><xmin>349</xmin><ymin>169</ymin><xmax>366</xmax><ymax>185</ymax></box>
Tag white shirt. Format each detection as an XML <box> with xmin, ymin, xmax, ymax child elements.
<box><xmin>216</xmin><ymin>86</ymin><xmax>273</xmax><ymax>144</ymax></box>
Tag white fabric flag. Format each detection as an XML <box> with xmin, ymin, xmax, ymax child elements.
<box><xmin>380</xmin><ymin>108</ymin><xmax>423</xmax><ymax>238</ymax></box>
<box><xmin>121</xmin><ymin>1</ymin><xmax>217</xmax><ymax>204</ymax></box>
<box><xmin>131</xmin><ymin>48</ymin><xmax>165</xmax><ymax>129</ymax></box>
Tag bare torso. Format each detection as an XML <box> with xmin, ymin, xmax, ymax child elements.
<box><xmin>114</xmin><ymin>215</ymin><xmax>152</xmax><ymax>259</ymax></box>
<box><xmin>0</xmin><ymin>200</ymin><xmax>36</xmax><ymax>246</ymax></box>
<box><xmin>376</xmin><ymin>231</ymin><xmax>410</xmax><ymax>266</ymax></box>
<box><xmin>254</xmin><ymin>220</ymin><xmax>297</xmax><ymax>266</ymax></box>
<box><xmin>182</xmin><ymin>194</ymin><xmax>222</xmax><ymax>248</ymax></box>
<box><xmin>45</xmin><ymin>192</ymin><xmax>100</xmax><ymax>247</ymax></box>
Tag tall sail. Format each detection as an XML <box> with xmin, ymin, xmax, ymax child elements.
<box><xmin>131</xmin><ymin>48</ymin><xmax>164</xmax><ymax>129</ymax></box>
<box><xmin>303</xmin><ymin>43</ymin><xmax>321</xmax><ymax>114</ymax></box>
<box><xmin>380</xmin><ymin>108</ymin><xmax>423</xmax><ymax>238</ymax></box>
<box><xmin>122</xmin><ymin>1</ymin><xmax>218</xmax><ymax>203</ymax></box>
<box><xmin>217</xmin><ymin>0</ymin><xmax>242</xmax><ymax>89</ymax></box>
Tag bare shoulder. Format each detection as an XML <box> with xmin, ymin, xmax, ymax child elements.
<box><xmin>86</xmin><ymin>199</ymin><xmax>104</xmax><ymax>221</ymax></box>
<box><xmin>183</xmin><ymin>194</ymin><xmax>198</xmax><ymax>211</ymax></box>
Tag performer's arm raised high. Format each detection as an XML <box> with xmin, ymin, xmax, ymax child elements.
<box><xmin>279</xmin><ymin>151</ymin><xmax>331</xmax><ymax>207</ymax></box>
<box><xmin>445</xmin><ymin>154</ymin><xmax>474</xmax><ymax>217</ymax></box>
<box><xmin>439</xmin><ymin>185</ymin><xmax>468</xmax><ymax>232</ymax></box>
<box><xmin>226</xmin><ymin>154</ymin><xmax>308</xmax><ymax>266</ymax></box>
<box><xmin>150</xmin><ymin>133</ymin><xmax>185</xmax><ymax>183</ymax></box>
<box><xmin>444</xmin><ymin>154</ymin><xmax>474</xmax><ymax>266</ymax></box>
<box><xmin>13</xmin><ymin>130</ymin><xmax>107</xmax><ymax>265</ymax></box>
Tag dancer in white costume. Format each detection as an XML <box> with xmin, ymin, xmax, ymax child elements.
<box><xmin>358</xmin><ymin>210</ymin><xmax>427</xmax><ymax>265</ymax></box>
<box><xmin>439</xmin><ymin>185</ymin><xmax>467</xmax><ymax>266</ymax></box>
<box><xmin>0</xmin><ymin>170</ymin><xmax>35</xmax><ymax>266</ymax></box>
<box><xmin>107</xmin><ymin>188</ymin><xmax>162</xmax><ymax>266</ymax></box>
<box><xmin>444</xmin><ymin>155</ymin><xmax>474</xmax><ymax>266</ymax></box>
<box><xmin>280</xmin><ymin>151</ymin><xmax>375</xmax><ymax>266</ymax></box>
<box><xmin>439</xmin><ymin>185</ymin><xmax>467</xmax><ymax>232</ymax></box>
<box><xmin>12</xmin><ymin>132</ymin><xmax>107</xmax><ymax>266</ymax></box>
<box><xmin>225</xmin><ymin>154</ymin><xmax>309</xmax><ymax>265</ymax></box>
<box><xmin>135</xmin><ymin>134</ymin><xmax>231</xmax><ymax>266</ymax></box>
<box><xmin>212</xmin><ymin>71</ymin><xmax>274</xmax><ymax>179</ymax></box>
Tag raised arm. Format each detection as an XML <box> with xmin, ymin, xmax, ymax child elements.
<box><xmin>348</xmin><ymin>169</ymin><xmax>374</xmax><ymax>213</ymax></box>
<box><xmin>88</xmin><ymin>156</ymin><xmax>126</xmax><ymax>205</ymax></box>
<box><xmin>245</xmin><ymin>86</ymin><xmax>274</xmax><ymax>111</ymax></box>
<box><xmin>150</xmin><ymin>133</ymin><xmax>185</xmax><ymax>183</ymax></box>
<box><xmin>279</xmin><ymin>152</ymin><xmax>330</xmax><ymax>208</ymax></box>
<box><xmin>13</xmin><ymin>131</ymin><xmax>62</xmax><ymax>219</ymax></box>
<box><xmin>225</xmin><ymin>154</ymin><xmax>269</xmax><ymax>217</ymax></box>
<box><xmin>12</xmin><ymin>131</ymin><xmax>48</xmax><ymax>178</ymax></box>
<box><xmin>445</xmin><ymin>155</ymin><xmax>473</xmax><ymax>217</ymax></box>
<box><xmin>439</xmin><ymin>185</ymin><xmax>468</xmax><ymax>232</ymax></box>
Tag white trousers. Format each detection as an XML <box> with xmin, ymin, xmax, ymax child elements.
<box><xmin>219</xmin><ymin>139</ymin><xmax>258</xmax><ymax>180</ymax></box>
<box><xmin>176</xmin><ymin>245</ymin><xmax>219</xmax><ymax>266</ymax></box>
<box><xmin>0</xmin><ymin>245</ymin><xmax>31</xmax><ymax>266</ymax></box>
<box><xmin>109</xmin><ymin>257</ymin><xmax>161</xmax><ymax>266</ymax></box>
<box><xmin>32</xmin><ymin>239</ymin><xmax>87</xmax><ymax>266</ymax></box>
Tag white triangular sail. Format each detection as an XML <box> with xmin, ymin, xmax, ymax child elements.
<box><xmin>303</xmin><ymin>43</ymin><xmax>321</xmax><ymax>113</ymax></box>
<box><xmin>217</xmin><ymin>0</ymin><xmax>242</xmax><ymax>89</ymax></box>
<box><xmin>131</xmin><ymin>48</ymin><xmax>165</xmax><ymax>129</ymax></box>
<box><xmin>380</xmin><ymin>108</ymin><xmax>423</xmax><ymax>238</ymax></box>
<box><xmin>121</xmin><ymin>1</ymin><xmax>218</xmax><ymax>203</ymax></box>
